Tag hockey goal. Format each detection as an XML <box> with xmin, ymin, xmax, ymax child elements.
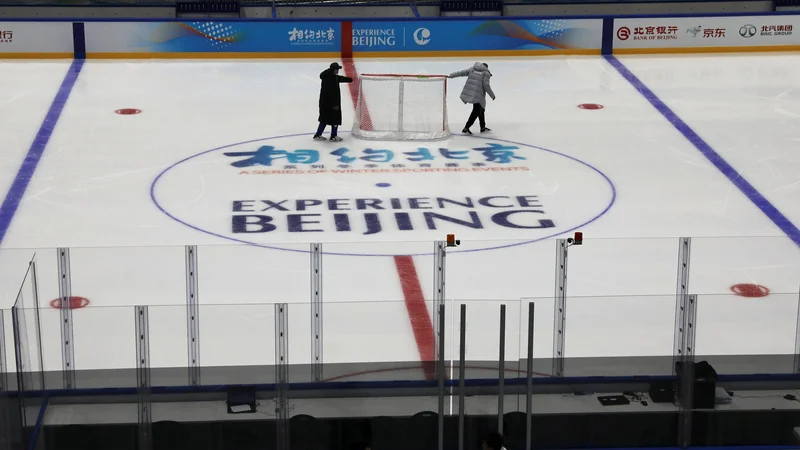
<box><xmin>352</xmin><ymin>73</ymin><xmax>450</xmax><ymax>141</ymax></box>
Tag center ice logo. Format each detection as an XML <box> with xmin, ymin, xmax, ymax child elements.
<box><xmin>150</xmin><ymin>135</ymin><xmax>616</xmax><ymax>246</ymax></box>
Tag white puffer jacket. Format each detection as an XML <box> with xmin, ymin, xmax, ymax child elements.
<box><xmin>449</xmin><ymin>62</ymin><xmax>495</xmax><ymax>109</ymax></box>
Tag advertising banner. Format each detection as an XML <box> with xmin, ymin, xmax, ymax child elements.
<box><xmin>0</xmin><ymin>22</ymin><xmax>73</xmax><ymax>55</ymax></box>
<box><xmin>352</xmin><ymin>19</ymin><xmax>603</xmax><ymax>53</ymax></box>
<box><xmin>614</xmin><ymin>16</ymin><xmax>800</xmax><ymax>50</ymax></box>
<box><xmin>84</xmin><ymin>21</ymin><xmax>341</xmax><ymax>55</ymax></box>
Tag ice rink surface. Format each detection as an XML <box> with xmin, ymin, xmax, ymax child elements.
<box><xmin>0</xmin><ymin>54</ymin><xmax>798</xmax><ymax>375</ymax></box>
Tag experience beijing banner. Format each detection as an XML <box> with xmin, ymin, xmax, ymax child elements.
<box><xmin>84</xmin><ymin>21</ymin><xmax>341</xmax><ymax>54</ymax></box>
<box><xmin>352</xmin><ymin>19</ymin><xmax>603</xmax><ymax>52</ymax></box>
<box><xmin>614</xmin><ymin>15</ymin><xmax>800</xmax><ymax>50</ymax></box>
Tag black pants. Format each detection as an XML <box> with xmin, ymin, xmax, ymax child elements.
<box><xmin>465</xmin><ymin>103</ymin><xmax>485</xmax><ymax>130</ymax></box>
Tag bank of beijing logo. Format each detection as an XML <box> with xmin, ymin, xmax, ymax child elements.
<box><xmin>151</xmin><ymin>135</ymin><xmax>615</xmax><ymax>245</ymax></box>
<box><xmin>413</xmin><ymin>28</ymin><xmax>431</xmax><ymax>45</ymax></box>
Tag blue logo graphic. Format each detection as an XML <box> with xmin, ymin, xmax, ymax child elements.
<box><xmin>224</xmin><ymin>142</ymin><xmax>526</xmax><ymax>169</ymax></box>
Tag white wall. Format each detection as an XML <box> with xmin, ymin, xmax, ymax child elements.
<box><xmin>240</xmin><ymin>6</ymin><xmax>272</xmax><ymax>18</ymax></box>
<box><xmin>0</xmin><ymin>1</ymin><xmax>775</xmax><ymax>19</ymax></box>
<box><xmin>276</xmin><ymin>5</ymin><xmax>417</xmax><ymax>18</ymax></box>
<box><xmin>417</xmin><ymin>5</ymin><xmax>440</xmax><ymax>16</ymax></box>
<box><xmin>0</xmin><ymin>6</ymin><xmax>175</xmax><ymax>18</ymax></box>
<box><xmin>505</xmin><ymin>1</ymin><xmax>772</xmax><ymax>16</ymax></box>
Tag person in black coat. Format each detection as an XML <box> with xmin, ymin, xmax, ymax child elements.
<box><xmin>314</xmin><ymin>62</ymin><xmax>353</xmax><ymax>142</ymax></box>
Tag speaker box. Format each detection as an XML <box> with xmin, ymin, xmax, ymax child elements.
<box><xmin>675</xmin><ymin>361</ymin><xmax>717</xmax><ymax>409</ymax></box>
<box><xmin>648</xmin><ymin>380</ymin><xmax>675</xmax><ymax>403</ymax></box>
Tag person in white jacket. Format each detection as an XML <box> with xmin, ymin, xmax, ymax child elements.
<box><xmin>448</xmin><ymin>62</ymin><xmax>496</xmax><ymax>134</ymax></box>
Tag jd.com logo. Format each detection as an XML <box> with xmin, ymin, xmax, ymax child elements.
<box><xmin>413</xmin><ymin>27</ymin><xmax>431</xmax><ymax>45</ymax></box>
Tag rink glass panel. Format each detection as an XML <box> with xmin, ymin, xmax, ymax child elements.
<box><xmin>0</xmin><ymin>237</ymin><xmax>796</xmax><ymax>392</ymax></box>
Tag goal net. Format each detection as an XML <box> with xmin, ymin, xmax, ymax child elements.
<box><xmin>352</xmin><ymin>74</ymin><xmax>450</xmax><ymax>141</ymax></box>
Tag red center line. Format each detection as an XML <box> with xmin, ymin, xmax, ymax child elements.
<box><xmin>341</xmin><ymin>52</ymin><xmax>437</xmax><ymax>381</ymax></box>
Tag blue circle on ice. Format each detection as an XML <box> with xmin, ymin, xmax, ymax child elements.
<box><xmin>150</xmin><ymin>132</ymin><xmax>617</xmax><ymax>257</ymax></box>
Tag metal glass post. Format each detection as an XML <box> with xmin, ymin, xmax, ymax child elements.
<box><xmin>673</xmin><ymin>237</ymin><xmax>692</xmax><ymax>371</ymax></box>
<box><xmin>552</xmin><ymin>240</ymin><xmax>568</xmax><ymax>377</ymax></box>
<box><xmin>311</xmin><ymin>244</ymin><xmax>323</xmax><ymax>382</ymax></box>
<box><xmin>57</xmin><ymin>248</ymin><xmax>75</xmax><ymax>389</ymax></box>
<box><xmin>185</xmin><ymin>246</ymin><xmax>201</xmax><ymax>386</ymax></box>
<box><xmin>676</xmin><ymin>294</ymin><xmax>697</xmax><ymax>449</ymax></box>
<box><xmin>437</xmin><ymin>303</ymin><xmax>445</xmax><ymax>450</ymax></box>
<box><xmin>525</xmin><ymin>302</ymin><xmax>534</xmax><ymax>450</ymax></box>
<box><xmin>275</xmin><ymin>304</ymin><xmax>290</xmax><ymax>450</ymax></box>
<box><xmin>498</xmin><ymin>304</ymin><xmax>506</xmax><ymax>433</ymax></box>
<box><xmin>433</xmin><ymin>241</ymin><xmax>446</xmax><ymax>377</ymax></box>
<box><xmin>30</xmin><ymin>256</ymin><xmax>44</xmax><ymax>391</ymax></box>
<box><xmin>135</xmin><ymin>306</ymin><xmax>152</xmax><ymax>450</ymax></box>
<box><xmin>458</xmin><ymin>304</ymin><xmax>466</xmax><ymax>450</ymax></box>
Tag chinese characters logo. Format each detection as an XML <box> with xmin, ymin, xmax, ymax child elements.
<box><xmin>759</xmin><ymin>24</ymin><xmax>793</xmax><ymax>37</ymax></box>
<box><xmin>288</xmin><ymin>27</ymin><xmax>335</xmax><ymax>45</ymax></box>
<box><xmin>0</xmin><ymin>30</ymin><xmax>12</xmax><ymax>43</ymax></box>
<box><xmin>224</xmin><ymin>143</ymin><xmax>526</xmax><ymax>171</ymax></box>
<box><xmin>687</xmin><ymin>26</ymin><xmax>726</xmax><ymax>39</ymax></box>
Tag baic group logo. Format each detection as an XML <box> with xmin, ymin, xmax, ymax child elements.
<box><xmin>759</xmin><ymin>24</ymin><xmax>793</xmax><ymax>36</ymax></box>
<box><xmin>739</xmin><ymin>24</ymin><xmax>757</xmax><ymax>38</ymax></box>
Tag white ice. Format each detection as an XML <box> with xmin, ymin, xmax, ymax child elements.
<box><xmin>0</xmin><ymin>55</ymin><xmax>798</xmax><ymax>379</ymax></box>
